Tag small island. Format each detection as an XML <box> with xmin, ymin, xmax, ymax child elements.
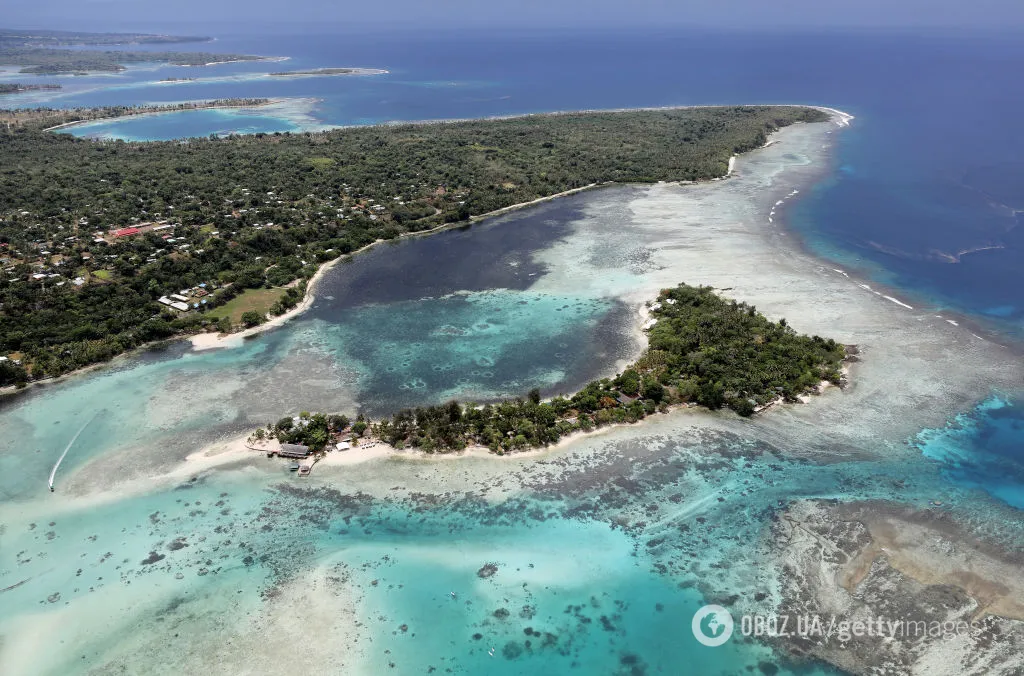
<box><xmin>269</xmin><ymin>67</ymin><xmax>388</xmax><ymax>77</ymax></box>
<box><xmin>0</xmin><ymin>83</ymin><xmax>61</xmax><ymax>94</ymax></box>
<box><xmin>158</xmin><ymin>77</ymin><xmax>196</xmax><ymax>83</ymax></box>
<box><xmin>0</xmin><ymin>28</ymin><xmax>266</xmax><ymax>74</ymax></box>
<box><xmin>254</xmin><ymin>284</ymin><xmax>852</xmax><ymax>455</ymax></box>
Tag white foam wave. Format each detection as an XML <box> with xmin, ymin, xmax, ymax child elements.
<box><xmin>882</xmin><ymin>295</ymin><xmax>914</xmax><ymax>310</ymax></box>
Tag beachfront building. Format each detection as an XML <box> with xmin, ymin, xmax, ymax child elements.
<box><xmin>157</xmin><ymin>296</ymin><xmax>191</xmax><ymax>312</ymax></box>
<box><xmin>277</xmin><ymin>443</ymin><xmax>311</xmax><ymax>459</ymax></box>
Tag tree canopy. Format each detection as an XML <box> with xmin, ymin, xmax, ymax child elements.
<box><xmin>0</xmin><ymin>104</ymin><xmax>829</xmax><ymax>380</ymax></box>
<box><xmin>363</xmin><ymin>284</ymin><xmax>849</xmax><ymax>453</ymax></box>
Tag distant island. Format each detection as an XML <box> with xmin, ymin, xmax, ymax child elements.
<box><xmin>0</xmin><ymin>104</ymin><xmax>829</xmax><ymax>385</ymax></box>
<box><xmin>0</xmin><ymin>83</ymin><xmax>61</xmax><ymax>94</ymax></box>
<box><xmin>158</xmin><ymin>77</ymin><xmax>196</xmax><ymax>82</ymax></box>
<box><xmin>269</xmin><ymin>67</ymin><xmax>388</xmax><ymax>77</ymax></box>
<box><xmin>0</xmin><ymin>28</ymin><xmax>213</xmax><ymax>47</ymax></box>
<box><xmin>257</xmin><ymin>283</ymin><xmax>850</xmax><ymax>456</ymax></box>
<box><xmin>0</xmin><ymin>28</ymin><xmax>266</xmax><ymax>74</ymax></box>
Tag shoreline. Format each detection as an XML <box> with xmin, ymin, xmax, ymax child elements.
<box><xmin>268</xmin><ymin>67</ymin><xmax>389</xmax><ymax>77</ymax></box>
<box><xmin>186</xmin><ymin>107</ymin><xmax>849</xmax><ymax>351</ymax></box>
<box><xmin>189</xmin><ymin>181</ymin><xmax>611</xmax><ymax>350</ymax></box>
<box><xmin>5</xmin><ymin>107</ymin><xmax>853</xmax><ymax>392</ymax></box>
<box><xmin>1</xmin><ymin>179</ymin><xmax>619</xmax><ymax>391</ymax></box>
<box><xmin>330</xmin><ymin>103</ymin><xmax>851</xmax><ymax>131</ymax></box>
<box><xmin>7</xmin><ymin>104</ymin><xmax>1024</xmax><ymax>676</ymax></box>
<box><xmin>12</xmin><ymin>108</ymin><xmax>1007</xmax><ymax>421</ymax></box>
<box><xmin>43</xmin><ymin>98</ymin><xmax>849</xmax><ymax>138</ymax></box>
<box><xmin>40</xmin><ymin>97</ymin><xmax>294</xmax><ymax>133</ymax></box>
<box><xmin>198</xmin><ymin>55</ymin><xmax>290</xmax><ymax>67</ymax></box>
<box><xmin>174</xmin><ymin>403</ymin><xmax>683</xmax><ymax>477</ymax></box>
<box><xmin>174</xmin><ymin>357</ymin><xmax>853</xmax><ymax>478</ymax></box>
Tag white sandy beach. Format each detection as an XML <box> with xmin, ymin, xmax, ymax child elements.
<box><xmin>190</xmin><ymin>181</ymin><xmax>607</xmax><ymax>351</ymax></box>
<box><xmin>169</xmin><ymin>108</ymin><xmax>1023</xmax><ymax>485</ymax></box>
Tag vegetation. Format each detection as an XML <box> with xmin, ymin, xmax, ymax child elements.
<box><xmin>207</xmin><ymin>287</ymin><xmax>287</xmax><ymax>326</ymax></box>
<box><xmin>0</xmin><ymin>359</ymin><xmax>28</xmax><ymax>387</ymax></box>
<box><xmin>0</xmin><ymin>83</ymin><xmax>61</xmax><ymax>95</ymax></box>
<box><xmin>0</xmin><ymin>28</ymin><xmax>262</xmax><ymax>74</ymax></box>
<box><xmin>251</xmin><ymin>412</ymin><xmax>352</xmax><ymax>452</ymax></box>
<box><xmin>240</xmin><ymin>310</ymin><xmax>266</xmax><ymax>327</ymax></box>
<box><xmin>275</xmin><ymin>284</ymin><xmax>848</xmax><ymax>454</ymax></box>
<box><xmin>0</xmin><ymin>104</ymin><xmax>828</xmax><ymax>381</ymax></box>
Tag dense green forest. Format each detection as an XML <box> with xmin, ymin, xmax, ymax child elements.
<box><xmin>265</xmin><ymin>284</ymin><xmax>849</xmax><ymax>453</ymax></box>
<box><xmin>0</xmin><ymin>104</ymin><xmax>829</xmax><ymax>383</ymax></box>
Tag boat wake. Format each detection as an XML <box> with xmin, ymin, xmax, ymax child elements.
<box><xmin>48</xmin><ymin>413</ymin><xmax>99</xmax><ymax>493</ymax></box>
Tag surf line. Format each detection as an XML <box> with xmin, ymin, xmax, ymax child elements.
<box><xmin>48</xmin><ymin>414</ymin><xmax>98</xmax><ymax>493</ymax></box>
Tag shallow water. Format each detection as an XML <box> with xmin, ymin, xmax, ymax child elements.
<box><xmin>4</xmin><ymin>406</ymin><xmax>1016</xmax><ymax>674</ymax></box>
<box><xmin>2</xmin><ymin>120</ymin><xmax>1023</xmax><ymax>674</ymax></box>
<box><xmin>915</xmin><ymin>394</ymin><xmax>1024</xmax><ymax>510</ymax></box>
<box><xmin>62</xmin><ymin>107</ymin><xmax>302</xmax><ymax>140</ymax></box>
<box><xmin>0</xmin><ymin>422</ymin><xmax>917</xmax><ymax>675</ymax></box>
<box><xmin>0</xmin><ymin>196</ymin><xmax>645</xmax><ymax>504</ymax></box>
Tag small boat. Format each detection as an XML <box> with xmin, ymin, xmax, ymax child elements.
<box><xmin>449</xmin><ymin>591</ymin><xmax>457</xmax><ymax>599</ymax></box>
<box><xmin>298</xmin><ymin>465</ymin><xmax>311</xmax><ymax>477</ymax></box>
<box><xmin>288</xmin><ymin>462</ymin><xmax>300</xmax><ymax>471</ymax></box>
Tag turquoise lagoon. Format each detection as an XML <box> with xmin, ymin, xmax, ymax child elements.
<box><xmin>2</xmin><ymin>390</ymin><xmax>1017</xmax><ymax>673</ymax></box>
<box><xmin>56</xmin><ymin>106</ymin><xmax>304</xmax><ymax>141</ymax></box>
<box><xmin>2</xmin><ymin>151</ymin><xmax>1024</xmax><ymax>673</ymax></box>
<box><xmin>2</xmin><ymin>432</ymin><xmax>873</xmax><ymax>674</ymax></box>
<box><xmin>915</xmin><ymin>394</ymin><xmax>1024</xmax><ymax>510</ymax></box>
<box><xmin>4</xmin><ymin>52</ymin><xmax>1024</xmax><ymax>669</ymax></box>
<box><xmin>0</xmin><ymin>198</ymin><xmax>637</xmax><ymax>502</ymax></box>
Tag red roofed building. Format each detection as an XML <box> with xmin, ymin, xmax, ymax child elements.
<box><xmin>111</xmin><ymin>227</ymin><xmax>141</xmax><ymax>238</ymax></box>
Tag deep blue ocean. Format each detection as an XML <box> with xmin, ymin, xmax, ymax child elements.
<box><xmin>16</xmin><ymin>27</ymin><xmax>1023</xmax><ymax>334</ymax></box>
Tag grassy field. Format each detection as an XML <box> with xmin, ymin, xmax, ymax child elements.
<box><xmin>208</xmin><ymin>288</ymin><xmax>285</xmax><ymax>325</ymax></box>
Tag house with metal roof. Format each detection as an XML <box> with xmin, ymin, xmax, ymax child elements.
<box><xmin>277</xmin><ymin>443</ymin><xmax>311</xmax><ymax>459</ymax></box>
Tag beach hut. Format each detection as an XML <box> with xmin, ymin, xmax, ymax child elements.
<box><xmin>336</xmin><ymin>442</ymin><xmax>351</xmax><ymax>451</ymax></box>
<box><xmin>278</xmin><ymin>443</ymin><xmax>311</xmax><ymax>459</ymax></box>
